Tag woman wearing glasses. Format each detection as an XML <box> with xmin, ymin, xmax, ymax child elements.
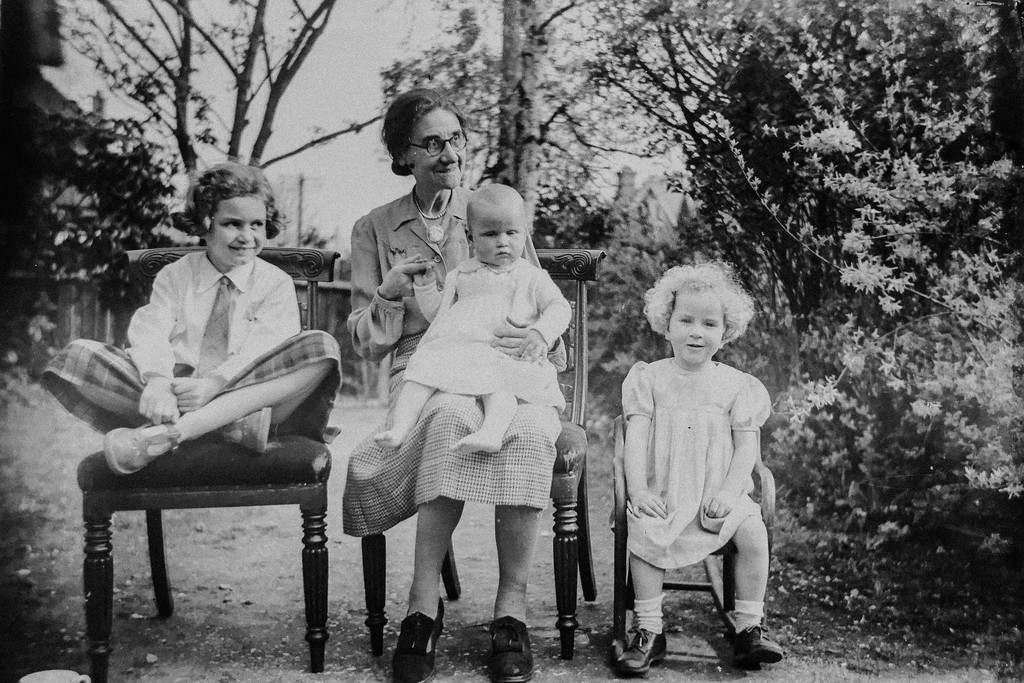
<box><xmin>343</xmin><ymin>88</ymin><xmax>563</xmax><ymax>683</ymax></box>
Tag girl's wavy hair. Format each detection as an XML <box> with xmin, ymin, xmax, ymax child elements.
<box><xmin>381</xmin><ymin>87</ymin><xmax>467</xmax><ymax>177</ymax></box>
<box><xmin>643</xmin><ymin>260</ymin><xmax>755</xmax><ymax>344</ymax></box>
<box><xmin>173</xmin><ymin>162</ymin><xmax>284</xmax><ymax>239</ymax></box>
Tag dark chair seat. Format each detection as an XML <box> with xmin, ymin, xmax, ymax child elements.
<box><xmin>78</xmin><ymin>436</ymin><xmax>331</xmax><ymax>492</ymax></box>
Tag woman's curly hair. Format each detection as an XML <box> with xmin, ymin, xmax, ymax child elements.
<box><xmin>174</xmin><ymin>162</ymin><xmax>284</xmax><ymax>239</ymax></box>
<box><xmin>643</xmin><ymin>260</ymin><xmax>755</xmax><ymax>344</ymax></box>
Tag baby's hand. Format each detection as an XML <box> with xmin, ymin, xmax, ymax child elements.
<box><xmin>627</xmin><ymin>491</ymin><xmax>668</xmax><ymax>519</ymax></box>
<box><xmin>518</xmin><ymin>329</ymin><xmax>547</xmax><ymax>363</ymax></box>
<box><xmin>704</xmin><ymin>490</ymin><xmax>739</xmax><ymax>519</ymax></box>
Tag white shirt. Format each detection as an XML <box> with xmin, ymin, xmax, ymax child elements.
<box><xmin>127</xmin><ymin>251</ymin><xmax>301</xmax><ymax>382</ymax></box>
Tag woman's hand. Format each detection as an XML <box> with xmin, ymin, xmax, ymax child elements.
<box><xmin>492</xmin><ymin>317</ymin><xmax>536</xmax><ymax>358</ymax></box>
<box><xmin>139</xmin><ymin>376</ymin><xmax>179</xmax><ymax>424</ymax></box>
<box><xmin>627</xmin><ymin>491</ymin><xmax>668</xmax><ymax>519</ymax></box>
<box><xmin>378</xmin><ymin>255</ymin><xmax>432</xmax><ymax>301</ymax></box>
<box><xmin>171</xmin><ymin>376</ymin><xmax>225</xmax><ymax>413</ymax></box>
<box><xmin>704</xmin><ymin>489</ymin><xmax>740</xmax><ymax>519</ymax></box>
<box><xmin>519</xmin><ymin>329</ymin><xmax>548</xmax><ymax>362</ymax></box>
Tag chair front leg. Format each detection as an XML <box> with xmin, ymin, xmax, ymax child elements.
<box><xmin>361</xmin><ymin>534</ymin><xmax>387</xmax><ymax>657</ymax></box>
<box><xmin>84</xmin><ymin>514</ymin><xmax>114</xmax><ymax>683</ymax></box>
<box><xmin>301</xmin><ymin>506</ymin><xmax>329</xmax><ymax>673</ymax></box>
<box><xmin>551</xmin><ymin>483</ymin><xmax>579</xmax><ymax>660</ymax></box>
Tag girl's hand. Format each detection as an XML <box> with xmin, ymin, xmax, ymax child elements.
<box><xmin>139</xmin><ymin>376</ymin><xmax>179</xmax><ymax>424</ymax></box>
<box><xmin>378</xmin><ymin>255</ymin><xmax>431</xmax><ymax>300</ymax></box>
<box><xmin>627</xmin><ymin>491</ymin><xmax>668</xmax><ymax>519</ymax></box>
<box><xmin>704</xmin><ymin>490</ymin><xmax>740</xmax><ymax>519</ymax></box>
<box><xmin>171</xmin><ymin>376</ymin><xmax>225</xmax><ymax>412</ymax></box>
<box><xmin>518</xmin><ymin>329</ymin><xmax>547</xmax><ymax>362</ymax></box>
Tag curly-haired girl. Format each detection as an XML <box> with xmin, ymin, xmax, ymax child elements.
<box><xmin>44</xmin><ymin>162</ymin><xmax>341</xmax><ymax>474</ymax></box>
<box><xmin>613</xmin><ymin>260</ymin><xmax>784</xmax><ymax>676</ymax></box>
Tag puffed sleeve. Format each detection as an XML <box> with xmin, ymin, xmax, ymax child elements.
<box><xmin>347</xmin><ymin>213</ymin><xmax>406</xmax><ymax>362</ymax></box>
<box><xmin>731</xmin><ymin>374</ymin><xmax>771</xmax><ymax>431</ymax></box>
<box><xmin>621</xmin><ymin>362</ymin><xmax>654</xmax><ymax>420</ymax></box>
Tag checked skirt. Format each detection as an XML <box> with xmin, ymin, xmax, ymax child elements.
<box><xmin>342</xmin><ymin>332</ymin><xmax>560</xmax><ymax>537</ymax></box>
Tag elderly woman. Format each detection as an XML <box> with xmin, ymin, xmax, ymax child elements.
<box><xmin>343</xmin><ymin>88</ymin><xmax>564</xmax><ymax>683</ymax></box>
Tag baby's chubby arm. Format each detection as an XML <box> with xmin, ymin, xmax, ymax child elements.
<box><xmin>704</xmin><ymin>429</ymin><xmax>758</xmax><ymax>519</ymax></box>
<box><xmin>624</xmin><ymin>415</ymin><xmax>668</xmax><ymax>519</ymax></box>
<box><xmin>518</xmin><ymin>271</ymin><xmax>572</xmax><ymax>362</ymax></box>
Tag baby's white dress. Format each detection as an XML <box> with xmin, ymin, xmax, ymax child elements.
<box><xmin>405</xmin><ymin>257</ymin><xmax>571</xmax><ymax>409</ymax></box>
<box><xmin>623</xmin><ymin>359</ymin><xmax>771</xmax><ymax>569</ymax></box>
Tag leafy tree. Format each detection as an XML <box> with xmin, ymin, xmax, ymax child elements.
<box><xmin>380</xmin><ymin>0</ymin><xmax>618</xmax><ymax>244</ymax></box>
<box><xmin>24</xmin><ymin>110</ymin><xmax>177</xmax><ymax>306</ymax></box>
<box><xmin>586</xmin><ymin>0</ymin><xmax>1023</xmax><ymax>552</ymax></box>
<box><xmin>68</xmin><ymin>0</ymin><xmax>378</xmax><ymax>170</ymax></box>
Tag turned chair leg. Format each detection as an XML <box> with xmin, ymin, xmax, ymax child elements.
<box><xmin>441</xmin><ymin>540</ymin><xmax>461</xmax><ymax>600</ymax></box>
<box><xmin>84</xmin><ymin>514</ymin><xmax>114</xmax><ymax>683</ymax></box>
<box><xmin>552</xmin><ymin>494</ymin><xmax>579</xmax><ymax>659</ymax></box>
<box><xmin>361</xmin><ymin>534</ymin><xmax>387</xmax><ymax>657</ymax></box>
<box><xmin>301</xmin><ymin>506</ymin><xmax>329</xmax><ymax>673</ymax></box>
<box><xmin>145</xmin><ymin>510</ymin><xmax>174</xmax><ymax>618</ymax></box>
<box><xmin>576</xmin><ymin>469</ymin><xmax>596</xmax><ymax>602</ymax></box>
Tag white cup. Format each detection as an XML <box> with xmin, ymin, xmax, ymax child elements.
<box><xmin>18</xmin><ymin>671</ymin><xmax>91</xmax><ymax>683</ymax></box>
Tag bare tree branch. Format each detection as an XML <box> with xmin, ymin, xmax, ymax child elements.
<box><xmin>251</xmin><ymin>0</ymin><xmax>337</xmax><ymax>162</ymax></box>
<box><xmin>258</xmin><ymin>115</ymin><xmax>383</xmax><ymax>168</ymax></box>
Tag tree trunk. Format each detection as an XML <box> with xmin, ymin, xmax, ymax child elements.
<box><xmin>498</xmin><ymin>0</ymin><xmax>546</xmax><ymax>227</ymax></box>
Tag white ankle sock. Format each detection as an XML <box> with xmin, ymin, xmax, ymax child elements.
<box><xmin>633</xmin><ymin>594</ymin><xmax>664</xmax><ymax>635</ymax></box>
<box><xmin>734</xmin><ymin>599</ymin><xmax>764</xmax><ymax>631</ymax></box>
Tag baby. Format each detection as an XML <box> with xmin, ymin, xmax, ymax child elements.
<box><xmin>375</xmin><ymin>184</ymin><xmax>570</xmax><ymax>454</ymax></box>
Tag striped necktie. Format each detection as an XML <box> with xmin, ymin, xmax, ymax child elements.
<box><xmin>197</xmin><ymin>276</ymin><xmax>234</xmax><ymax>376</ymax></box>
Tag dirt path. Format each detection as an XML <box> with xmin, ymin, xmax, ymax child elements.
<box><xmin>0</xmin><ymin>394</ymin><xmax>1000</xmax><ymax>682</ymax></box>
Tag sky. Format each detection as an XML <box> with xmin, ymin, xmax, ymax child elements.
<box><xmin>44</xmin><ymin>0</ymin><xmax>669</xmax><ymax>257</ymax></box>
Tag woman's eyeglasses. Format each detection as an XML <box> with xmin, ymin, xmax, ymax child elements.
<box><xmin>408</xmin><ymin>131</ymin><xmax>468</xmax><ymax>156</ymax></box>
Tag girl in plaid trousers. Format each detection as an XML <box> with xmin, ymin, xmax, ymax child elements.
<box><xmin>43</xmin><ymin>162</ymin><xmax>341</xmax><ymax>475</ymax></box>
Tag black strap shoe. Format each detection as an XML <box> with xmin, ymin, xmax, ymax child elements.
<box><xmin>489</xmin><ymin>615</ymin><xmax>533</xmax><ymax>683</ymax></box>
<box><xmin>392</xmin><ymin>599</ymin><xmax>445</xmax><ymax>683</ymax></box>
<box><xmin>733</xmin><ymin>625</ymin><xmax>784</xmax><ymax>669</ymax></box>
<box><xmin>614</xmin><ymin>628</ymin><xmax>666</xmax><ymax>677</ymax></box>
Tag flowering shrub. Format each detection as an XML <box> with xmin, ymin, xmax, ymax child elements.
<box><xmin>587</xmin><ymin>0</ymin><xmax>1023</xmax><ymax>553</ymax></box>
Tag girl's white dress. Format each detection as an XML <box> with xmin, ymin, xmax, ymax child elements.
<box><xmin>404</xmin><ymin>257</ymin><xmax>571</xmax><ymax>409</ymax></box>
<box><xmin>623</xmin><ymin>359</ymin><xmax>771</xmax><ymax>569</ymax></box>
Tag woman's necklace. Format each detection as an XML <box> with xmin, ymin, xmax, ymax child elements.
<box><xmin>413</xmin><ymin>191</ymin><xmax>449</xmax><ymax>244</ymax></box>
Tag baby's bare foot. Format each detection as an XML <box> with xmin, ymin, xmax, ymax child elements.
<box><xmin>454</xmin><ymin>432</ymin><xmax>503</xmax><ymax>454</ymax></box>
<box><xmin>374</xmin><ymin>430</ymin><xmax>404</xmax><ymax>448</ymax></box>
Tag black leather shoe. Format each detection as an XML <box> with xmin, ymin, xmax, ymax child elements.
<box><xmin>614</xmin><ymin>628</ymin><xmax>666</xmax><ymax>677</ymax></box>
<box><xmin>489</xmin><ymin>615</ymin><xmax>533</xmax><ymax>683</ymax></box>
<box><xmin>733</xmin><ymin>625</ymin><xmax>784</xmax><ymax>669</ymax></box>
<box><xmin>392</xmin><ymin>599</ymin><xmax>444</xmax><ymax>683</ymax></box>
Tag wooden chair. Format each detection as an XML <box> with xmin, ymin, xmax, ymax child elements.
<box><xmin>360</xmin><ymin>247</ymin><xmax>605</xmax><ymax>660</ymax></box>
<box><xmin>77</xmin><ymin>246</ymin><xmax>339</xmax><ymax>683</ymax></box>
<box><xmin>608</xmin><ymin>414</ymin><xmax>777</xmax><ymax>662</ymax></box>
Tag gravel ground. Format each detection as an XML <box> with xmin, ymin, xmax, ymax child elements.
<box><xmin>0</xmin><ymin>393</ymin><xmax>1000</xmax><ymax>683</ymax></box>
